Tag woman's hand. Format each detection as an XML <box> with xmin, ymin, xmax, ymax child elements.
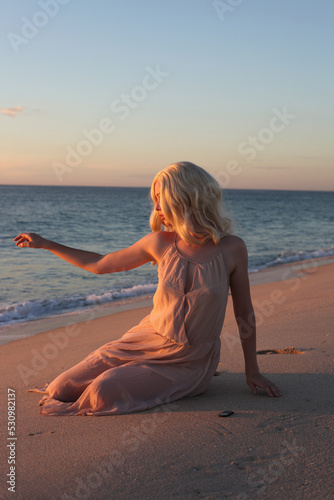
<box><xmin>14</xmin><ymin>232</ymin><xmax>46</xmax><ymax>249</ymax></box>
<box><xmin>246</xmin><ymin>371</ymin><xmax>281</xmax><ymax>397</ymax></box>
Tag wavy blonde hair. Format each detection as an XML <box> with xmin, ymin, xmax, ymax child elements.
<box><xmin>150</xmin><ymin>161</ymin><xmax>233</xmax><ymax>246</ymax></box>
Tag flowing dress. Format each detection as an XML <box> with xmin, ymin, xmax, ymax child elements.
<box><xmin>28</xmin><ymin>234</ymin><xmax>230</xmax><ymax>415</ymax></box>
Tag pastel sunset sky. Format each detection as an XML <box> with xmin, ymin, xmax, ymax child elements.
<box><xmin>1</xmin><ymin>0</ymin><xmax>333</xmax><ymax>190</ymax></box>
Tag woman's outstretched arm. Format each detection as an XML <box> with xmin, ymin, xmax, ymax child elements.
<box><xmin>229</xmin><ymin>237</ymin><xmax>281</xmax><ymax>397</ymax></box>
<box><xmin>14</xmin><ymin>232</ymin><xmax>159</xmax><ymax>274</ymax></box>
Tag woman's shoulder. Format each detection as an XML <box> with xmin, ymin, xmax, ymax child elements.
<box><xmin>149</xmin><ymin>230</ymin><xmax>175</xmax><ymax>245</ymax></box>
<box><xmin>221</xmin><ymin>234</ymin><xmax>247</xmax><ymax>251</ymax></box>
<box><xmin>146</xmin><ymin>230</ymin><xmax>175</xmax><ymax>264</ymax></box>
<box><xmin>221</xmin><ymin>234</ymin><xmax>248</xmax><ymax>274</ymax></box>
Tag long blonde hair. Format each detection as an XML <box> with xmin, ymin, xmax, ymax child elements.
<box><xmin>150</xmin><ymin>162</ymin><xmax>233</xmax><ymax>246</ymax></box>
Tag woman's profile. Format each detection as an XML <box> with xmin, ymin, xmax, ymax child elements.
<box><xmin>14</xmin><ymin>161</ymin><xmax>281</xmax><ymax>416</ymax></box>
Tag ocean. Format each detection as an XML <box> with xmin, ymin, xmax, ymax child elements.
<box><xmin>1</xmin><ymin>185</ymin><xmax>333</xmax><ymax>328</ymax></box>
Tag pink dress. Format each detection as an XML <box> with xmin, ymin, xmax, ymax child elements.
<box><xmin>28</xmin><ymin>234</ymin><xmax>230</xmax><ymax>416</ymax></box>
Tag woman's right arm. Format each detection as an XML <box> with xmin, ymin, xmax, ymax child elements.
<box><xmin>228</xmin><ymin>235</ymin><xmax>281</xmax><ymax>397</ymax></box>
<box><xmin>14</xmin><ymin>232</ymin><xmax>161</xmax><ymax>274</ymax></box>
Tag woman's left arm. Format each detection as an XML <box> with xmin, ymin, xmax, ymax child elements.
<box><xmin>229</xmin><ymin>237</ymin><xmax>281</xmax><ymax>397</ymax></box>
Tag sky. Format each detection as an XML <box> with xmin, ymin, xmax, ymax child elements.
<box><xmin>0</xmin><ymin>0</ymin><xmax>333</xmax><ymax>190</ymax></box>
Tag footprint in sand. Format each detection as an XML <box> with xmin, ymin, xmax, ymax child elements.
<box><xmin>256</xmin><ymin>347</ymin><xmax>303</xmax><ymax>355</ymax></box>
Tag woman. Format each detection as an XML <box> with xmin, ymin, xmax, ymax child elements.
<box><xmin>14</xmin><ymin>162</ymin><xmax>281</xmax><ymax>416</ymax></box>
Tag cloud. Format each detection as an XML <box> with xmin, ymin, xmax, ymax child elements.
<box><xmin>0</xmin><ymin>106</ymin><xmax>25</xmax><ymax>118</ymax></box>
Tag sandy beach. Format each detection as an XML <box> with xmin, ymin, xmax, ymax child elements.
<box><xmin>1</xmin><ymin>257</ymin><xmax>333</xmax><ymax>499</ymax></box>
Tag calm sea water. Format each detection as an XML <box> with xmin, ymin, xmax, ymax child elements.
<box><xmin>1</xmin><ymin>185</ymin><xmax>333</xmax><ymax>327</ymax></box>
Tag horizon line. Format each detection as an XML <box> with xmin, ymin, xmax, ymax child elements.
<box><xmin>0</xmin><ymin>184</ymin><xmax>333</xmax><ymax>193</ymax></box>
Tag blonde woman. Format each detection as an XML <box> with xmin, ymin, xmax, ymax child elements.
<box><xmin>14</xmin><ymin>162</ymin><xmax>281</xmax><ymax>416</ymax></box>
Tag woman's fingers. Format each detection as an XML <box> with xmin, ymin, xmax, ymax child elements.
<box><xmin>263</xmin><ymin>383</ymin><xmax>275</xmax><ymax>397</ymax></box>
<box><xmin>15</xmin><ymin>238</ymin><xmax>29</xmax><ymax>247</ymax></box>
<box><xmin>262</xmin><ymin>377</ymin><xmax>281</xmax><ymax>397</ymax></box>
<box><xmin>247</xmin><ymin>374</ymin><xmax>282</xmax><ymax>397</ymax></box>
<box><xmin>14</xmin><ymin>233</ymin><xmax>30</xmax><ymax>241</ymax></box>
<box><xmin>269</xmin><ymin>382</ymin><xmax>281</xmax><ymax>397</ymax></box>
<box><xmin>247</xmin><ymin>381</ymin><xmax>257</xmax><ymax>395</ymax></box>
<box><xmin>14</xmin><ymin>233</ymin><xmax>42</xmax><ymax>248</ymax></box>
<box><xmin>259</xmin><ymin>379</ymin><xmax>280</xmax><ymax>398</ymax></box>
<box><xmin>14</xmin><ymin>234</ymin><xmax>30</xmax><ymax>246</ymax></box>
<box><xmin>14</xmin><ymin>234</ymin><xmax>25</xmax><ymax>242</ymax></box>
